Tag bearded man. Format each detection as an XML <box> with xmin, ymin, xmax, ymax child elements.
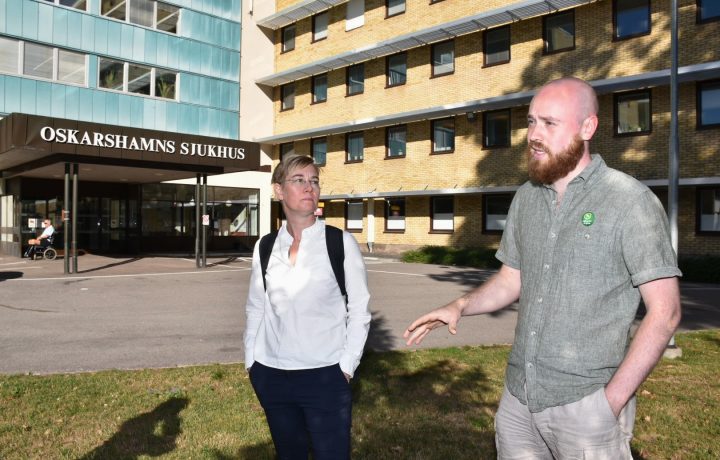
<box><xmin>404</xmin><ymin>77</ymin><xmax>681</xmax><ymax>459</ymax></box>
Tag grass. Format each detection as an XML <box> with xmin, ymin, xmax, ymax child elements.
<box><xmin>402</xmin><ymin>246</ymin><xmax>720</xmax><ymax>283</ymax></box>
<box><xmin>1</xmin><ymin>330</ymin><xmax>718</xmax><ymax>459</ymax></box>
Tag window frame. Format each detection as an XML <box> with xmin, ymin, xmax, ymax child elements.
<box><xmin>100</xmin><ymin>0</ymin><xmax>180</xmax><ymax>34</ymax></box>
<box><xmin>431</xmin><ymin>39</ymin><xmax>455</xmax><ymax>78</ymax></box>
<box><xmin>386</xmin><ymin>52</ymin><xmax>407</xmax><ymax>88</ymax></box>
<box><xmin>386</xmin><ymin>0</ymin><xmax>406</xmax><ymax>18</ymax></box>
<box><xmin>483</xmin><ymin>109</ymin><xmax>511</xmax><ymax>149</ymax></box>
<box><xmin>345</xmin><ymin>132</ymin><xmax>364</xmax><ymax>163</ymax></box>
<box><xmin>312</xmin><ymin>11</ymin><xmax>329</xmax><ymax>43</ymax></box>
<box><xmin>696</xmin><ymin>187</ymin><xmax>720</xmax><ymax>234</ymax></box>
<box><xmin>386</xmin><ymin>125</ymin><xmax>407</xmax><ymax>159</ymax></box>
<box><xmin>613</xmin><ymin>0</ymin><xmax>651</xmax><ymax>41</ymax></box>
<box><xmin>431</xmin><ymin>118</ymin><xmax>455</xmax><ymax>154</ymax></box>
<box><xmin>346</xmin><ymin>0</ymin><xmax>365</xmax><ymax>31</ymax></box>
<box><xmin>543</xmin><ymin>10</ymin><xmax>576</xmax><ymax>55</ymax></box>
<box><xmin>345</xmin><ymin>200</ymin><xmax>364</xmax><ymax>232</ymax></box>
<box><xmin>311</xmin><ymin>137</ymin><xmax>328</xmax><ymax>166</ymax></box>
<box><xmin>614</xmin><ymin>89</ymin><xmax>652</xmax><ymax>136</ymax></box>
<box><xmin>279</xmin><ymin>142</ymin><xmax>294</xmax><ymax>160</ymax></box>
<box><xmin>312</xmin><ymin>73</ymin><xmax>328</xmax><ymax>104</ymax></box>
<box><xmin>45</xmin><ymin>0</ymin><xmax>87</xmax><ymax>11</ymax></box>
<box><xmin>385</xmin><ymin>198</ymin><xmax>406</xmax><ymax>233</ymax></box>
<box><xmin>483</xmin><ymin>25</ymin><xmax>511</xmax><ymax>67</ymax></box>
<box><xmin>697</xmin><ymin>0</ymin><xmax>720</xmax><ymax>24</ymax></box>
<box><xmin>280</xmin><ymin>83</ymin><xmax>295</xmax><ymax>111</ymax></box>
<box><xmin>346</xmin><ymin>63</ymin><xmax>365</xmax><ymax>96</ymax></box>
<box><xmin>430</xmin><ymin>196</ymin><xmax>454</xmax><ymax>233</ymax></box>
<box><xmin>697</xmin><ymin>79</ymin><xmax>720</xmax><ymax>129</ymax></box>
<box><xmin>281</xmin><ymin>24</ymin><xmax>296</xmax><ymax>53</ymax></box>
<box><xmin>483</xmin><ymin>193</ymin><xmax>514</xmax><ymax>234</ymax></box>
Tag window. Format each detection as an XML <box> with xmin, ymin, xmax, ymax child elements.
<box><xmin>483</xmin><ymin>194</ymin><xmax>513</xmax><ymax>232</ymax></box>
<box><xmin>313</xmin><ymin>11</ymin><xmax>328</xmax><ymax>42</ymax></box>
<box><xmin>347</xmin><ymin>63</ymin><xmax>364</xmax><ymax>96</ymax></box>
<box><xmin>102</xmin><ymin>0</ymin><xmax>179</xmax><ymax>34</ymax></box>
<box><xmin>614</xmin><ymin>0</ymin><xmax>650</xmax><ymax>39</ymax></box>
<box><xmin>697</xmin><ymin>0</ymin><xmax>720</xmax><ymax>23</ymax></box>
<box><xmin>44</xmin><ymin>0</ymin><xmax>87</xmax><ymax>11</ymax></box>
<box><xmin>346</xmin><ymin>132</ymin><xmax>364</xmax><ymax>162</ymax></box>
<box><xmin>387</xmin><ymin>52</ymin><xmax>407</xmax><ymax>87</ymax></box>
<box><xmin>24</xmin><ymin>43</ymin><xmax>53</xmax><ymax>80</ymax></box>
<box><xmin>431</xmin><ymin>40</ymin><xmax>454</xmax><ymax>77</ymax></box>
<box><xmin>346</xmin><ymin>0</ymin><xmax>365</xmax><ymax>31</ymax></box>
<box><xmin>698</xmin><ymin>80</ymin><xmax>720</xmax><ymax>128</ymax></box>
<box><xmin>0</xmin><ymin>37</ymin><xmax>19</xmax><ymax>75</ymax></box>
<box><xmin>280</xmin><ymin>142</ymin><xmax>294</xmax><ymax>160</ymax></box>
<box><xmin>155</xmin><ymin>69</ymin><xmax>176</xmax><ymax>99</ymax></box>
<box><xmin>282</xmin><ymin>24</ymin><xmax>296</xmax><ymax>52</ymax></box>
<box><xmin>386</xmin><ymin>125</ymin><xmax>407</xmax><ymax>158</ymax></box>
<box><xmin>543</xmin><ymin>10</ymin><xmax>575</xmax><ymax>53</ymax></box>
<box><xmin>128</xmin><ymin>64</ymin><xmax>152</xmax><ymax>95</ymax></box>
<box><xmin>312</xmin><ymin>74</ymin><xmax>328</xmax><ymax>104</ymax></box>
<box><xmin>281</xmin><ymin>83</ymin><xmax>295</xmax><ymax>111</ymax></box>
<box><xmin>386</xmin><ymin>0</ymin><xmax>405</xmax><ymax>17</ymax></box>
<box><xmin>346</xmin><ymin>201</ymin><xmax>363</xmax><ymax>231</ymax></box>
<box><xmin>99</xmin><ymin>58</ymin><xmax>124</xmax><ymax>91</ymax></box>
<box><xmin>431</xmin><ymin>196</ymin><xmax>454</xmax><ymax>232</ymax></box>
<box><xmin>57</xmin><ymin>50</ymin><xmax>86</xmax><ymax>85</ymax></box>
<box><xmin>699</xmin><ymin>188</ymin><xmax>720</xmax><ymax>232</ymax></box>
<box><xmin>484</xmin><ymin>109</ymin><xmax>511</xmax><ymax>148</ymax></box>
<box><xmin>312</xmin><ymin>137</ymin><xmax>327</xmax><ymax>166</ymax></box>
<box><xmin>385</xmin><ymin>198</ymin><xmax>406</xmax><ymax>231</ymax></box>
<box><xmin>432</xmin><ymin>118</ymin><xmax>455</xmax><ymax>153</ymax></box>
<box><xmin>484</xmin><ymin>26</ymin><xmax>510</xmax><ymax>66</ymax></box>
<box><xmin>98</xmin><ymin>58</ymin><xmax>176</xmax><ymax>98</ymax></box>
<box><xmin>615</xmin><ymin>90</ymin><xmax>651</xmax><ymax>135</ymax></box>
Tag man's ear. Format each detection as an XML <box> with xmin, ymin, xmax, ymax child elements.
<box><xmin>580</xmin><ymin>115</ymin><xmax>598</xmax><ymax>141</ymax></box>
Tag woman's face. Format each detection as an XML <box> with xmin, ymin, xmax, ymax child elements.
<box><xmin>274</xmin><ymin>164</ymin><xmax>320</xmax><ymax>218</ymax></box>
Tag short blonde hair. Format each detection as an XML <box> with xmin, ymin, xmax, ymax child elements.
<box><xmin>271</xmin><ymin>154</ymin><xmax>319</xmax><ymax>184</ymax></box>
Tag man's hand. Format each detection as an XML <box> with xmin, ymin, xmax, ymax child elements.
<box><xmin>343</xmin><ymin>372</ymin><xmax>351</xmax><ymax>383</ymax></box>
<box><xmin>403</xmin><ymin>303</ymin><xmax>462</xmax><ymax>346</ymax></box>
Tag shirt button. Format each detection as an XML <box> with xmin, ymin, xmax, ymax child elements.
<box><xmin>550</xmin><ymin>232</ymin><xmax>556</xmax><ymax>238</ymax></box>
<box><xmin>537</xmin><ymin>297</ymin><xmax>543</xmax><ymax>303</ymax></box>
<box><xmin>530</xmin><ymin>331</ymin><xmax>536</xmax><ymax>336</ymax></box>
<box><xmin>543</xmin><ymin>264</ymin><xmax>550</xmax><ymax>270</ymax></box>
<box><xmin>527</xmin><ymin>362</ymin><xmax>533</xmax><ymax>368</ymax></box>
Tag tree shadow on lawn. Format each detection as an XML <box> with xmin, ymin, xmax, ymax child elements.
<box><xmin>79</xmin><ymin>397</ymin><xmax>189</xmax><ymax>460</ymax></box>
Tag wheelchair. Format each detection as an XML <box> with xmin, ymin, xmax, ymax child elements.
<box><xmin>24</xmin><ymin>235</ymin><xmax>57</xmax><ymax>261</ymax></box>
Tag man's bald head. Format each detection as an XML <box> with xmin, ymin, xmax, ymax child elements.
<box><xmin>536</xmin><ymin>77</ymin><xmax>599</xmax><ymax>123</ymax></box>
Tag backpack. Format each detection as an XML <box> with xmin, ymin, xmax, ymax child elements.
<box><xmin>259</xmin><ymin>225</ymin><xmax>347</xmax><ymax>300</ymax></box>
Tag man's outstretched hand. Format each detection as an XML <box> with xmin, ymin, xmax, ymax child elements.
<box><xmin>403</xmin><ymin>304</ymin><xmax>461</xmax><ymax>346</ymax></box>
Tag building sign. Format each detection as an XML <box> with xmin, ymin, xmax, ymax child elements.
<box><xmin>40</xmin><ymin>126</ymin><xmax>246</xmax><ymax>160</ymax></box>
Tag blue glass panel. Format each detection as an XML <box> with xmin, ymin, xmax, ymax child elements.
<box><xmin>118</xmin><ymin>94</ymin><xmax>131</xmax><ymax>126</ymax></box>
<box><xmin>198</xmin><ymin>77</ymin><xmax>209</xmax><ymax>107</ymax></box>
<box><xmin>0</xmin><ymin>0</ymin><xmax>7</xmax><ymax>35</ymax></box>
<box><xmin>20</xmin><ymin>79</ymin><xmax>36</xmax><ymax>114</ymax></box>
<box><xmin>121</xmin><ymin>24</ymin><xmax>134</xmax><ymax>60</ymax></box>
<box><xmin>65</xmin><ymin>84</ymin><xmax>79</xmax><ymax>119</ymax></box>
<box><xmin>104</xmin><ymin>91</ymin><xmax>119</xmax><ymax>125</ymax></box>
<box><xmin>144</xmin><ymin>31</ymin><xmax>157</xmax><ymax>66</ymax></box>
<box><xmin>228</xmin><ymin>51</ymin><xmax>239</xmax><ymax>81</ymax></box>
<box><xmin>107</xmin><ymin>20</ymin><xmax>122</xmax><ymax>57</ymax></box>
<box><xmin>232</xmin><ymin>0</ymin><xmax>241</xmax><ymax>22</ymax></box>
<box><xmin>67</xmin><ymin>10</ymin><xmax>82</xmax><ymax>49</ymax></box>
<box><xmin>133</xmin><ymin>27</ymin><xmax>145</xmax><ymax>61</ymax></box>
<box><xmin>167</xmin><ymin>38</ymin><xmax>179</xmax><ymax>69</ymax></box>
<box><xmin>92</xmin><ymin>90</ymin><xmax>106</xmax><ymax>123</ymax></box>
<box><xmin>177</xmin><ymin>103</ymin><xmax>195</xmax><ymax>134</ymax></box>
<box><xmin>87</xmin><ymin>55</ymin><xmax>97</xmax><ymax>89</ymax></box>
<box><xmin>51</xmin><ymin>84</ymin><xmax>66</xmax><ymax>118</ymax></box>
<box><xmin>165</xmin><ymin>101</ymin><xmax>177</xmax><ymax>132</ymax></box>
<box><xmin>36</xmin><ymin>81</ymin><xmax>52</xmax><ymax>116</ymax></box>
<box><xmin>82</xmin><ymin>14</ymin><xmax>94</xmax><ymax>52</ymax></box>
<box><xmin>6</xmin><ymin>0</ymin><xmax>21</xmax><ymax>36</ymax></box>
<box><xmin>52</xmin><ymin>7</ymin><xmax>68</xmax><ymax>47</ymax></box>
<box><xmin>154</xmin><ymin>99</ymin><xmax>166</xmax><ymax>130</ymax></box>
<box><xmin>198</xmin><ymin>107</ymin><xmax>211</xmax><ymax>136</ymax></box>
<box><xmin>78</xmin><ymin>88</ymin><xmax>94</xmax><ymax>121</ymax></box>
<box><xmin>228</xmin><ymin>83</ymin><xmax>239</xmax><ymax>111</ymax></box>
<box><xmin>37</xmin><ymin>3</ymin><xmax>54</xmax><ymax>43</ymax></box>
<box><xmin>22</xmin><ymin>0</ymin><xmax>39</xmax><ymax>40</ymax></box>
<box><xmin>180</xmin><ymin>74</ymin><xmax>199</xmax><ymax>104</ymax></box>
<box><xmin>0</xmin><ymin>77</ymin><xmax>4</xmax><ymax>113</ymax></box>
<box><xmin>201</xmin><ymin>43</ymin><xmax>212</xmax><ymax>75</ymax></box>
<box><xmin>143</xmin><ymin>98</ymin><xmax>155</xmax><ymax>130</ymax></box>
<box><xmin>4</xmin><ymin>76</ymin><xmax>21</xmax><ymax>113</ymax></box>
<box><xmin>180</xmin><ymin>39</ymin><xmax>194</xmax><ymax>72</ymax></box>
<box><xmin>130</xmin><ymin>96</ymin><xmax>143</xmax><ymax>127</ymax></box>
<box><xmin>155</xmin><ymin>33</ymin><xmax>168</xmax><ymax>67</ymax></box>
<box><xmin>94</xmin><ymin>18</ymin><xmax>108</xmax><ymax>54</ymax></box>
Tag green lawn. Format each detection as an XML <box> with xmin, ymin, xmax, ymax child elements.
<box><xmin>1</xmin><ymin>330</ymin><xmax>718</xmax><ymax>459</ymax></box>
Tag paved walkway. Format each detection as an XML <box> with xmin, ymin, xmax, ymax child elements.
<box><xmin>1</xmin><ymin>254</ymin><xmax>718</xmax><ymax>375</ymax></box>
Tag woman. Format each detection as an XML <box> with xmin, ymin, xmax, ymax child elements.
<box><xmin>244</xmin><ymin>154</ymin><xmax>371</xmax><ymax>460</ymax></box>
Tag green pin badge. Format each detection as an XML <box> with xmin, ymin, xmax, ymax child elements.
<box><xmin>581</xmin><ymin>212</ymin><xmax>595</xmax><ymax>226</ymax></box>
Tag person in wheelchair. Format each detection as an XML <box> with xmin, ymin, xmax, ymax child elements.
<box><xmin>25</xmin><ymin>218</ymin><xmax>57</xmax><ymax>260</ymax></box>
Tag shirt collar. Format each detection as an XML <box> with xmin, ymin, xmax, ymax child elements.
<box><xmin>278</xmin><ymin>218</ymin><xmax>324</xmax><ymax>243</ymax></box>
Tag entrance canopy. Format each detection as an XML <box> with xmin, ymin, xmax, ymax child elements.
<box><xmin>0</xmin><ymin>113</ymin><xmax>262</xmax><ymax>182</ymax></box>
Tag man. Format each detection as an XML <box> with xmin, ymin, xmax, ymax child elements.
<box><xmin>404</xmin><ymin>77</ymin><xmax>681</xmax><ymax>458</ymax></box>
<box><xmin>28</xmin><ymin>218</ymin><xmax>54</xmax><ymax>247</ymax></box>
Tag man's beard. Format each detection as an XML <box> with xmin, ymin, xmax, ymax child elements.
<box><xmin>527</xmin><ymin>135</ymin><xmax>585</xmax><ymax>185</ymax></box>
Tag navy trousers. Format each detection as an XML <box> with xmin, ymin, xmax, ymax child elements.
<box><xmin>249</xmin><ymin>362</ymin><xmax>352</xmax><ymax>460</ymax></box>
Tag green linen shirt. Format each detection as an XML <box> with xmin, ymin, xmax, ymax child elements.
<box><xmin>496</xmin><ymin>155</ymin><xmax>681</xmax><ymax>413</ymax></box>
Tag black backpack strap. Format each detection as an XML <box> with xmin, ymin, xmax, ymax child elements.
<box><xmin>259</xmin><ymin>230</ymin><xmax>278</xmax><ymax>291</ymax></box>
<box><xmin>325</xmin><ymin>225</ymin><xmax>347</xmax><ymax>300</ymax></box>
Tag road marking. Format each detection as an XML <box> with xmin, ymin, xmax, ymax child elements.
<box><xmin>0</xmin><ymin>266</ymin><xmax>42</xmax><ymax>270</ymax></box>
<box><xmin>5</xmin><ymin>268</ymin><xmax>251</xmax><ymax>282</ymax></box>
<box><xmin>0</xmin><ymin>261</ymin><xmax>28</xmax><ymax>266</ymax></box>
<box><xmin>367</xmin><ymin>269</ymin><xmax>429</xmax><ymax>277</ymax></box>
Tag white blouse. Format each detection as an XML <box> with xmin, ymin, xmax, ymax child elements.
<box><xmin>244</xmin><ymin>219</ymin><xmax>371</xmax><ymax>377</ymax></box>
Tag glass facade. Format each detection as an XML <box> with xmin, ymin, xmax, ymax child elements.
<box><xmin>0</xmin><ymin>0</ymin><xmax>242</xmax><ymax>139</ymax></box>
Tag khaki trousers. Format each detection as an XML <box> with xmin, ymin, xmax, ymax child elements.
<box><xmin>495</xmin><ymin>386</ymin><xmax>635</xmax><ymax>459</ymax></box>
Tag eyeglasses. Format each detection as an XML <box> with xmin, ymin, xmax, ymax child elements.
<box><xmin>284</xmin><ymin>178</ymin><xmax>321</xmax><ymax>189</ymax></box>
